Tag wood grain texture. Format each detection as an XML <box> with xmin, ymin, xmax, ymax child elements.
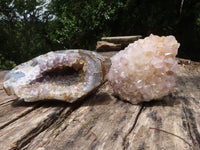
<box><xmin>0</xmin><ymin>52</ymin><xmax>199</xmax><ymax>150</ymax></box>
<box><xmin>96</xmin><ymin>41</ymin><xmax>122</xmax><ymax>52</ymax></box>
<box><xmin>101</xmin><ymin>36</ymin><xmax>142</xmax><ymax>44</ymax></box>
<box><xmin>97</xmin><ymin>36</ymin><xmax>142</xmax><ymax>52</ymax></box>
<box><xmin>25</xmin><ymin>83</ymin><xmax>141</xmax><ymax>150</ymax></box>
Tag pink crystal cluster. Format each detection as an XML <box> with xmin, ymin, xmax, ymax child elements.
<box><xmin>107</xmin><ymin>34</ymin><xmax>180</xmax><ymax>104</ymax></box>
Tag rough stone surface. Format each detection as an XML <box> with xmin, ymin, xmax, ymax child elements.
<box><xmin>107</xmin><ymin>34</ymin><xmax>180</xmax><ymax>104</ymax></box>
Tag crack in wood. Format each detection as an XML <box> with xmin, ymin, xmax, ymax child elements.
<box><xmin>49</xmin><ymin>107</ymin><xmax>82</xmax><ymax>139</ymax></box>
<box><xmin>182</xmin><ymin>105</ymin><xmax>199</xmax><ymax>150</ymax></box>
<box><xmin>18</xmin><ymin>99</ymin><xmax>88</xmax><ymax>149</ymax></box>
<box><xmin>123</xmin><ymin>105</ymin><xmax>144</xmax><ymax>150</ymax></box>
<box><xmin>0</xmin><ymin>106</ymin><xmax>39</xmax><ymax>130</ymax></box>
<box><xmin>14</xmin><ymin>107</ymin><xmax>66</xmax><ymax>150</ymax></box>
<box><xmin>0</xmin><ymin>98</ymin><xmax>17</xmax><ymax>106</ymax></box>
<box><xmin>48</xmin><ymin>87</ymin><xmax>106</xmax><ymax>140</ymax></box>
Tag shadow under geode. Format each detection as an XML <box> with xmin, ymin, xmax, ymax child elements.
<box><xmin>10</xmin><ymin>90</ymin><xmax>111</xmax><ymax>108</ymax></box>
<box><xmin>83</xmin><ymin>92</ymin><xmax>113</xmax><ymax>106</ymax></box>
<box><xmin>11</xmin><ymin>98</ymin><xmax>71</xmax><ymax>108</ymax></box>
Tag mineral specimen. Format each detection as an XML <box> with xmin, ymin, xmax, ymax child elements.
<box><xmin>107</xmin><ymin>34</ymin><xmax>180</xmax><ymax>104</ymax></box>
<box><xmin>4</xmin><ymin>50</ymin><xmax>105</xmax><ymax>102</ymax></box>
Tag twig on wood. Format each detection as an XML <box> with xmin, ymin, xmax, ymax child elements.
<box><xmin>73</xmin><ymin>119</ymin><xmax>97</xmax><ymax>143</ymax></box>
<box><xmin>149</xmin><ymin>127</ymin><xmax>192</xmax><ymax>147</ymax></box>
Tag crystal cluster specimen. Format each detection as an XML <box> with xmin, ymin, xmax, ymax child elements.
<box><xmin>107</xmin><ymin>34</ymin><xmax>180</xmax><ymax>104</ymax></box>
<box><xmin>4</xmin><ymin>50</ymin><xmax>105</xmax><ymax>102</ymax></box>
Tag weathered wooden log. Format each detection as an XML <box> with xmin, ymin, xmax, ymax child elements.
<box><xmin>96</xmin><ymin>41</ymin><xmax>122</xmax><ymax>52</ymax></box>
<box><xmin>96</xmin><ymin>35</ymin><xmax>142</xmax><ymax>51</ymax></box>
<box><xmin>101</xmin><ymin>35</ymin><xmax>142</xmax><ymax>44</ymax></box>
<box><xmin>0</xmin><ymin>52</ymin><xmax>200</xmax><ymax>150</ymax></box>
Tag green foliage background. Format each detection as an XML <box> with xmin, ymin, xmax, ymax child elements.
<box><xmin>0</xmin><ymin>0</ymin><xmax>200</xmax><ymax>70</ymax></box>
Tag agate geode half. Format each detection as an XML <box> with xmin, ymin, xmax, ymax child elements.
<box><xmin>4</xmin><ymin>50</ymin><xmax>105</xmax><ymax>102</ymax></box>
<box><xmin>107</xmin><ymin>34</ymin><xmax>180</xmax><ymax>104</ymax></box>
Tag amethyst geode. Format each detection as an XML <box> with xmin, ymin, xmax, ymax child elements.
<box><xmin>107</xmin><ymin>34</ymin><xmax>180</xmax><ymax>104</ymax></box>
<box><xmin>4</xmin><ymin>50</ymin><xmax>105</xmax><ymax>102</ymax></box>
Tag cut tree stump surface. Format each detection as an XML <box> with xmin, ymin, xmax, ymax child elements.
<box><xmin>0</xmin><ymin>51</ymin><xmax>200</xmax><ymax>150</ymax></box>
